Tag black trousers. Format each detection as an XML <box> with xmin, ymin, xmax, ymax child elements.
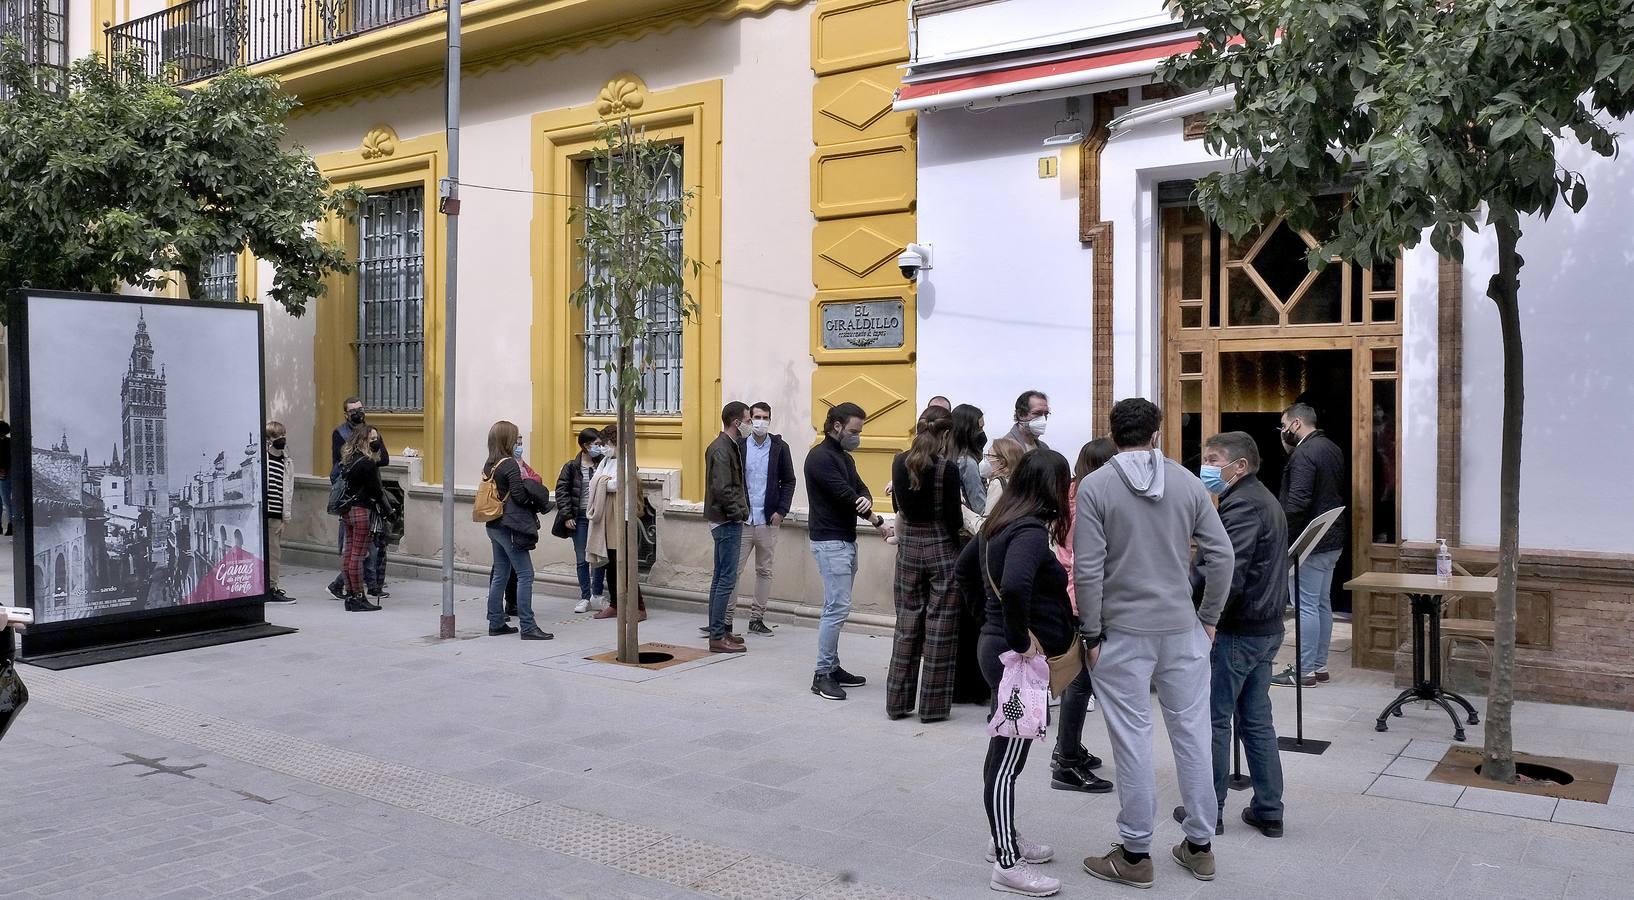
<box><xmin>605</xmin><ymin>549</ymin><xmax>644</xmax><ymax>610</ymax></box>
<box><xmin>979</xmin><ymin>632</ymin><xmax>1031</xmax><ymax>869</ymax></box>
<box><xmin>1054</xmin><ymin>666</ymin><xmax>1096</xmax><ymax>766</ymax></box>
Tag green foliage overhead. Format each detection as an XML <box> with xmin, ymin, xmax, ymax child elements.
<box><xmin>569</xmin><ymin>119</ymin><xmax>702</xmax><ymax>411</ymax></box>
<box><xmin>1161</xmin><ymin>0</ymin><xmax>1634</xmax><ymax>266</ymax></box>
<box><xmin>0</xmin><ymin>42</ymin><xmax>364</xmax><ymax>315</ymax></box>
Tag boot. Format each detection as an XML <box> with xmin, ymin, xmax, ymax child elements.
<box><xmin>345</xmin><ymin>593</ymin><xmax>381</xmax><ymax>612</ymax></box>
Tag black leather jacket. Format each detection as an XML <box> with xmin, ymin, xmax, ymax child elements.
<box><xmin>1280</xmin><ymin>431</ymin><xmax>1347</xmax><ymax>554</ymax></box>
<box><xmin>1193</xmin><ymin>474</ymin><xmax>1289</xmax><ymax>637</ymax></box>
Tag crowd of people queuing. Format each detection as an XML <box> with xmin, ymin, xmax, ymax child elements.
<box><xmin>287</xmin><ymin>385</ymin><xmax>1349</xmax><ymax>897</ymax></box>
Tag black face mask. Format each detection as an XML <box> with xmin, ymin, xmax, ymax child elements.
<box><xmin>369</xmin><ymin>439</ymin><xmax>384</xmax><ymax>453</ymax></box>
<box><xmin>271</xmin><ymin>437</ymin><xmax>287</xmax><ymax>451</ymax></box>
<box><xmin>1281</xmin><ymin>428</ymin><xmax>1300</xmax><ymax>450</ymax></box>
<box><xmin>347</xmin><ymin>410</ymin><xmax>366</xmax><ymax>425</ymax></box>
<box><xmin>975</xmin><ymin>431</ymin><xmax>988</xmax><ymax>450</ymax></box>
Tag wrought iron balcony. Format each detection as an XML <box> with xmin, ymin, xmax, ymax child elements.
<box><xmin>104</xmin><ymin>0</ymin><xmax>452</xmax><ymax>84</ymax></box>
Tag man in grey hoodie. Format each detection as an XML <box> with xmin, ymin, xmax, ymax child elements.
<box><xmin>1074</xmin><ymin>398</ymin><xmax>1234</xmax><ymax>889</ymax></box>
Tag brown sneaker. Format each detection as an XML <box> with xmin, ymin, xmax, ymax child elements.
<box><xmin>709</xmin><ymin>638</ymin><xmax>746</xmax><ymax>654</ymax></box>
<box><xmin>1171</xmin><ymin>841</ymin><xmax>1215</xmax><ymax>881</ymax></box>
<box><xmin>593</xmin><ymin>606</ymin><xmax>618</xmax><ymax>620</ymax></box>
<box><xmin>1082</xmin><ymin>845</ymin><xmax>1154</xmax><ymax>889</ymax></box>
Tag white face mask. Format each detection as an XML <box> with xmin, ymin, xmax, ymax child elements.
<box><xmin>736</xmin><ymin>420</ymin><xmax>753</xmax><ymax>439</ymax></box>
<box><xmin>978</xmin><ymin>458</ymin><xmax>994</xmax><ymax>480</ymax></box>
<box><xmin>1027</xmin><ymin>417</ymin><xmax>1048</xmax><ymax>437</ymax></box>
<box><xmin>751</xmin><ymin>419</ymin><xmax>769</xmax><ymax>437</ymax></box>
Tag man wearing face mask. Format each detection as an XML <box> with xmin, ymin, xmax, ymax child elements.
<box><xmin>263</xmin><ymin>421</ymin><xmax>296</xmax><ymax>604</ymax></box>
<box><xmin>806</xmin><ymin>402</ymin><xmax>895</xmax><ymax>700</ymax></box>
<box><xmin>327</xmin><ymin>398</ymin><xmax>391</xmax><ymax>601</ymax></box>
<box><xmin>1273</xmin><ymin>402</ymin><xmax>1347</xmax><ymax>689</ymax></box>
<box><xmin>1006</xmin><ymin>390</ymin><xmax>1051</xmax><ymax>452</ymax></box>
<box><xmin>1173</xmin><ymin>431</ymin><xmax>1287</xmax><ymax>838</ymax></box>
<box><xmin>704</xmin><ymin>401</ymin><xmax>753</xmax><ymax>653</ymax></box>
<box><xmin>727</xmin><ymin>402</ymin><xmax>795</xmax><ymax>638</ymax></box>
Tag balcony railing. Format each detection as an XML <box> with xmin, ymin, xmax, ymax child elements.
<box><xmin>105</xmin><ymin>0</ymin><xmax>450</xmax><ymax>84</ymax></box>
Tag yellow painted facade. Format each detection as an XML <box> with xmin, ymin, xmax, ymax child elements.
<box><xmin>529</xmin><ymin>76</ymin><xmax>724</xmax><ymax>501</ymax></box>
<box><xmin>808</xmin><ymin>0</ymin><xmax>917</xmax><ymax>492</ymax></box>
<box><xmin>311</xmin><ymin>129</ymin><xmax>450</xmax><ymax>483</ymax></box>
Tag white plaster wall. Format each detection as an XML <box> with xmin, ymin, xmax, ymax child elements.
<box><xmin>278</xmin><ymin>6</ymin><xmax>813</xmax><ymax>489</ymax></box>
<box><xmin>916</xmin><ymin>101</ymin><xmax>1097</xmax><ymax>458</ymax></box>
<box><xmin>1453</xmin><ymin>134</ymin><xmax>1634</xmax><ymax>552</ymax></box>
<box><xmin>915</xmin><ymin>0</ymin><xmax>1170</xmax><ymax>64</ymax></box>
<box><xmin>1398</xmin><ymin>241</ymin><xmax>1440</xmax><ymax>543</ymax></box>
<box><xmin>260</xmin><ymin>259</ymin><xmax>320</xmax><ymax>473</ymax></box>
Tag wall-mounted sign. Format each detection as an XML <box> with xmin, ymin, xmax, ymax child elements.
<box><xmin>820</xmin><ymin>300</ymin><xmax>905</xmax><ymax>350</ymax></box>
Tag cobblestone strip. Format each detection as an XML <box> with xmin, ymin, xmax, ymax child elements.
<box><xmin>28</xmin><ymin>669</ymin><xmax>925</xmax><ymax>900</ymax></box>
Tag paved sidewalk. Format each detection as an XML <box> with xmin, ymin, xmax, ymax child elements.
<box><xmin>2</xmin><ymin>559</ymin><xmax>1632</xmax><ymax>899</ymax></box>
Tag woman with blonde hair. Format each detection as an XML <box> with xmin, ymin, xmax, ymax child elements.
<box><xmin>587</xmin><ymin>423</ymin><xmax>646</xmax><ymax>621</ymax></box>
<box><xmin>334</xmin><ymin>427</ymin><xmax>386</xmax><ymax>612</ymax></box>
<box><xmin>886</xmin><ymin>406</ymin><xmax>964</xmax><ymax>722</ymax></box>
<box><xmin>481</xmin><ymin>420</ymin><xmax>554</xmax><ymax>640</ymax></box>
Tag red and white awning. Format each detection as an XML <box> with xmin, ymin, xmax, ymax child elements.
<box><xmin>895</xmin><ymin>34</ymin><xmax>1201</xmax><ymax>112</ymax></box>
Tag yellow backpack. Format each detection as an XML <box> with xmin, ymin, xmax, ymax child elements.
<box><xmin>473</xmin><ymin>464</ymin><xmax>504</xmax><ymax>523</ymax></box>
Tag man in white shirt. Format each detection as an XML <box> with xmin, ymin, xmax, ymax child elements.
<box><xmin>730</xmin><ymin>402</ymin><xmax>796</xmax><ymax>637</ymax></box>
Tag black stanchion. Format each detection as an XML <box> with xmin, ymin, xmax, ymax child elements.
<box><xmin>1279</xmin><ymin>553</ymin><xmax>1331</xmax><ymax>754</ymax></box>
<box><xmin>1229</xmin><ymin>729</ymin><xmax>1251</xmax><ymax>790</ymax></box>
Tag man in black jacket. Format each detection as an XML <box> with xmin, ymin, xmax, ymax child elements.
<box><xmin>704</xmin><ymin>402</ymin><xmax>752</xmax><ymax>653</ymax></box>
<box><xmin>806</xmin><ymin>402</ymin><xmax>894</xmax><ymax>700</ymax></box>
<box><xmin>726</xmin><ymin>402</ymin><xmax>796</xmax><ymax>637</ymax></box>
<box><xmin>1178</xmin><ymin>432</ymin><xmax>1287</xmax><ymax>838</ymax></box>
<box><xmin>1275</xmin><ymin>403</ymin><xmax>1347</xmax><ymax>688</ymax></box>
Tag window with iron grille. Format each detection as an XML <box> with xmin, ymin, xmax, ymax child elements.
<box><xmin>357</xmin><ymin>187</ymin><xmax>425</xmax><ymax>413</ymax></box>
<box><xmin>0</xmin><ymin>0</ymin><xmax>68</xmax><ymax>98</ymax></box>
<box><xmin>199</xmin><ymin>252</ymin><xmax>239</xmax><ymax>302</ymax></box>
<box><xmin>580</xmin><ymin>150</ymin><xmax>685</xmax><ymax>417</ymax></box>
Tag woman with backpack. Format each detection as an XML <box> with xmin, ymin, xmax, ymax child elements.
<box><xmin>478</xmin><ymin>420</ymin><xmax>554</xmax><ymax>641</ymax></box>
<box><xmin>334</xmin><ymin>427</ymin><xmax>386</xmax><ymax>612</ymax></box>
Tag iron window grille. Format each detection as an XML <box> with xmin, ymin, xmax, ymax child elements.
<box><xmin>199</xmin><ymin>251</ymin><xmax>239</xmax><ymax>302</ymax></box>
<box><xmin>580</xmin><ymin>151</ymin><xmax>685</xmax><ymax>417</ymax></box>
<box><xmin>356</xmin><ymin>187</ymin><xmax>425</xmax><ymax>413</ymax></box>
<box><xmin>0</xmin><ymin>0</ymin><xmax>68</xmax><ymax>98</ymax></box>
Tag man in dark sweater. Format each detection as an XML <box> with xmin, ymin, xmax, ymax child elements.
<box><xmin>704</xmin><ymin>402</ymin><xmax>752</xmax><ymax>653</ymax></box>
<box><xmin>1274</xmin><ymin>402</ymin><xmax>1347</xmax><ymax>688</ymax></box>
<box><xmin>1176</xmin><ymin>432</ymin><xmax>1287</xmax><ymax>839</ymax></box>
<box><xmin>806</xmin><ymin>402</ymin><xmax>894</xmax><ymax>701</ymax></box>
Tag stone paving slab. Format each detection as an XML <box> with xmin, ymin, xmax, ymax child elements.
<box><xmin>7</xmin><ymin>559</ymin><xmax>1634</xmax><ymax>899</ymax></box>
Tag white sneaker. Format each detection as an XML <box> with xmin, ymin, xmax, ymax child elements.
<box><xmin>989</xmin><ymin>861</ymin><xmax>1060</xmax><ymax>896</ymax></box>
<box><xmin>1086</xmin><ymin>695</ymin><xmax>1097</xmax><ymax>713</ymax></box>
<box><xmin>591</xmin><ymin>593</ymin><xmax>608</xmax><ymax>610</ymax></box>
<box><xmin>987</xmin><ymin>836</ymin><xmax>1054</xmax><ymax>864</ymax></box>
<box><xmin>573</xmin><ymin>598</ymin><xmax>590</xmax><ymax>614</ymax></box>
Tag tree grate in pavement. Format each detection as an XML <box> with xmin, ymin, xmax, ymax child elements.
<box><xmin>27</xmin><ymin>668</ymin><xmax>926</xmax><ymax>900</ymax></box>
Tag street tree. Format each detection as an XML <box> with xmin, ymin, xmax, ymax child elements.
<box><xmin>570</xmin><ymin>118</ymin><xmax>701</xmax><ymax>663</ymax></box>
<box><xmin>0</xmin><ymin>43</ymin><xmax>362</xmax><ymax>315</ymax></box>
<box><xmin>1163</xmin><ymin>0</ymin><xmax>1634</xmax><ymax>782</ymax></box>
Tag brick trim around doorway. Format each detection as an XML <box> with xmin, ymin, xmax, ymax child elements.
<box><xmin>1436</xmin><ymin>254</ymin><xmax>1463</xmax><ymax>546</ymax></box>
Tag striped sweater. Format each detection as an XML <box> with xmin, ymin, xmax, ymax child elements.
<box><xmin>266</xmin><ymin>454</ymin><xmax>290</xmax><ymax>519</ymax></box>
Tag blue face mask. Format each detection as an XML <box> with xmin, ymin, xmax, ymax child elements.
<box><xmin>513</xmin><ymin>443</ymin><xmax>524</xmax><ymax>459</ymax></box>
<box><xmin>589</xmin><ymin>445</ymin><xmax>605</xmax><ymax>458</ymax></box>
<box><xmin>1199</xmin><ymin>464</ymin><xmax>1228</xmax><ymax>495</ymax></box>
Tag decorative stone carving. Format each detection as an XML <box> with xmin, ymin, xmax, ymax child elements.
<box><xmin>595</xmin><ymin>74</ymin><xmax>648</xmax><ymax>118</ymax></box>
<box><xmin>361</xmin><ymin>125</ymin><xmax>398</xmax><ymax>160</ymax></box>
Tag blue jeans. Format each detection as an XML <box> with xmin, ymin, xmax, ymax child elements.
<box><xmin>810</xmin><ymin>539</ymin><xmax>857</xmax><ymax>675</ymax></box>
<box><xmin>571</xmin><ymin>515</ymin><xmax>605</xmax><ymax>600</ymax></box>
<box><xmin>486</xmin><ymin>525</ymin><xmax>535</xmax><ymax>631</ymax></box>
<box><xmin>708</xmin><ymin>523</ymin><xmax>744</xmax><ymax>639</ymax></box>
<box><xmin>0</xmin><ymin>476</ymin><xmax>11</xmax><ymax>529</ymax></box>
<box><xmin>1291</xmin><ymin>548</ymin><xmax>1340</xmax><ymax>674</ymax></box>
<box><xmin>1211</xmin><ymin>631</ymin><xmax>1285</xmax><ymax>821</ymax></box>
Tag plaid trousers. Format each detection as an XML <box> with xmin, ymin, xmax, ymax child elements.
<box><xmin>340</xmin><ymin>506</ymin><xmax>372</xmax><ymax>595</ymax></box>
<box><xmin>886</xmin><ymin>521</ymin><xmax>961</xmax><ymax>720</ymax></box>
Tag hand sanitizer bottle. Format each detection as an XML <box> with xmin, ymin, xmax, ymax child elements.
<box><xmin>1436</xmin><ymin>539</ymin><xmax>1452</xmax><ymax>584</ymax></box>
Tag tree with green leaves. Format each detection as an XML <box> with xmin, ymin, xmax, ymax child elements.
<box><xmin>1163</xmin><ymin>0</ymin><xmax>1634</xmax><ymax>782</ymax></box>
<box><xmin>0</xmin><ymin>43</ymin><xmax>362</xmax><ymax>315</ymax></box>
<box><xmin>570</xmin><ymin>118</ymin><xmax>701</xmax><ymax>664</ymax></box>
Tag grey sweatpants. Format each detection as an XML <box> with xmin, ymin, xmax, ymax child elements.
<box><xmin>1094</xmin><ymin>624</ymin><xmax>1219</xmax><ymax>852</ymax></box>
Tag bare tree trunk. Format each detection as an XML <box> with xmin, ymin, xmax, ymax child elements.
<box><xmin>616</xmin><ymin>380</ymin><xmax>639</xmax><ymax>663</ymax></box>
<box><xmin>1481</xmin><ymin>219</ymin><xmax>1524</xmax><ymax>784</ymax></box>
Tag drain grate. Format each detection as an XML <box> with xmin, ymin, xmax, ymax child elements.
<box><xmin>27</xmin><ymin>669</ymin><xmax>926</xmax><ymax>900</ymax></box>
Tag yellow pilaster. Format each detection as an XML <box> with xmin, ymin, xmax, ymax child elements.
<box><xmin>809</xmin><ymin>0</ymin><xmax>917</xmax><ymax>495</ymax></box>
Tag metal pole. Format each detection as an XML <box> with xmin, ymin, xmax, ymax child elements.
<box><xmin>438</xmin><ymin>0</ymin><xmax>461</xmax><ymax>640</ymax></box>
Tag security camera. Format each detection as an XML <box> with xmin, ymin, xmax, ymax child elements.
<box><xmin>897</xmin><ymin>243</ymin><xmax>933</xmax><ymax>280</ymax></box>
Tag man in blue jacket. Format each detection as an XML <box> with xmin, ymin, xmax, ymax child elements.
<box><xmin>728</xmin><ymin>402</ymin><xmax>796</xmax><ymax>637</ymax></box>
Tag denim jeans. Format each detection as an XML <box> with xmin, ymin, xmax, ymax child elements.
<box><xmin>810</xmin><ymin>539</ymin><xmax>857</xmax><ymax>675</ymax></box>
<box><xmin>708</xmin><ymin>523</ymin><xmax>744</xmax><ymax>640</ymax></box>
<box><xmin>0</xmin><ymin>476</ymin><xmax>11</xmax><ymax>529</ymax></box>
<box><xmin>571</xmin><ymin>515</ymin><xmax>605</xmax><ymax>600</ymax></box>
<box><xmin>486</xmin><ymin>525</ymin><xmax>535</xmax><ymax>632</ymax></box>
<box><xmin>1211</xmin><ymin>631</ymin><xmax>1285</xmax><ymax>821</ymax></box>
<box><xmin>1291</xmin><ymin>548</ymin><xmax>1340</xmax><ymax>674</ymax></box>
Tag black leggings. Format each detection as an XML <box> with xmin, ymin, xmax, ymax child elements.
<box><xmin>605</xmin><ymin>549</ymin><xmax>644</xmax><ymax>610</ymax></box>
<box><xmin>979</xmin><ymin>632</ymin><xmax>1031</xmax><ymax>868</ymax></box>
<box><xmin>1054</xmin><ymin>666</ymin><xmax>1096</xmax><ymax>766</ymax></box>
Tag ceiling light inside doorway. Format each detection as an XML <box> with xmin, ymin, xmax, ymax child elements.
<box><xmin>1043</xmin><ymin>97</ymin><xmax>1086</xmax><ymax>146</ymax></box>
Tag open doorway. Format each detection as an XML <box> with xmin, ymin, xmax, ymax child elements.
<box><xmin>1219</xmin><ymin>348</ymin><xmax>1353</xmax><ymax>614</ymax></box>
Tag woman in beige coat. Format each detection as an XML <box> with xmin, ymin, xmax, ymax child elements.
<box><xmin>588</xmin><ymin>423</ymin><xmax>645</xmax><ymax>621</ymax></box>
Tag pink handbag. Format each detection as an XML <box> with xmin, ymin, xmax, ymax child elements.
<box><xmin>987</xmin><ymin>651</ymin><xmax>1050</xmax><ymax>740</ymax></box>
